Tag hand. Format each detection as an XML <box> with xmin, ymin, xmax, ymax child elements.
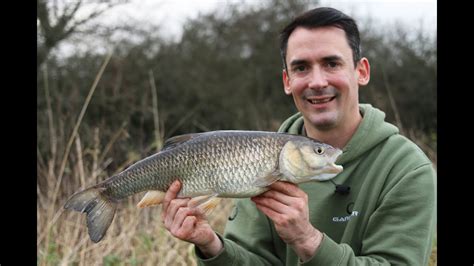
<box><xmin>161</xmin><ymin>180</ymin><xmax>223</xmax><ymax>258</ymax></box>
<box><xmin>251</xmin><ymin>181</ymin><xmax>323</xmax><ymax>261</ymax></box>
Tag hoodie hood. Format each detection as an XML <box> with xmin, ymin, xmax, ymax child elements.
<box><xmin>278</xmin><ymin>104</ymin><xmax>399</xmax><ymax>165</ymax></box>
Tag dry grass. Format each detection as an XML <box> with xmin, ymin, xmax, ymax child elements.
<box><xmin>430</xmin><ymin>238</ymin><xmax>437</xmax><ymax>266</ymax></box>
<box><xmin>37</xmin><ymin>190</ymin><xmax>234</xmax><ymax>265</ymax></box>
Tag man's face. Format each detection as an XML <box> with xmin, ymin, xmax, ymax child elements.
<box><xmin>283</xmin><ymin>26</ymin><xmax>370</xmax><ymax>131</ymax></box>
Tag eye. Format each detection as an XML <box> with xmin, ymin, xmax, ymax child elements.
<box><xmin>315</xmin><ymin>147</ymin><xmax>325</xmax><ymax>155</ymax></box>
<box><xmin>326</xmin><ymin>61</ymin><xmax>340</xmax><ymax>69</ymax></box>
<box><xmin>296</xmin><ymin>65</ymin><xmax>306</xmax><ymax>71</ymax></box>
<box><xmin>293</xmin><ymin>65</ymin><xmax>307</xmax><ymax>73</ymax></box>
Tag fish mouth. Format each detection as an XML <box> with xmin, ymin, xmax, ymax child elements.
<box><xmin>333</xmin><ymin>149</ymin><xmax>343</xmax><ymax>158</ymax></box>
<box><xmin>325</xmin><ymin>162</ymin><xmax>343</xmax><ymax>174</ymax></box>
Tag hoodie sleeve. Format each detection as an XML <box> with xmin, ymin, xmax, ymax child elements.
<box><xmin>195</xmin><ymin>198</ymin><xmax>284</xmax><ymax>266</ymax></box>
<box><xmin>301</xmin><ymin>163</ymin><xmax>437</xmax><ymax>265</ymax></box>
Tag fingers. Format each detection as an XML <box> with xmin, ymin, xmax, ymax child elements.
<box><xmin>252</xmin><ymin>181</ymin><xmax>307</xmax><ymax>208</ymax></box>
<box><xmin>169</xmin><ymin>207</ymin><xmax>201</xmax><ymax>236</ymax></box>
<box><xmin>180</xmin><ymin>216</ymin><xmax>198</xmax><ymax>237</ymax></box>
<box><xmin>164</xmin><ymin>198</ymin><xmax>190</xmax><ymax>226</ymax></box>
<box><xmin>161</xmin><ymin>180</ymin><xmax>182</xmax><ymax>220</ymax></box>
<box><xmin>253</xmin><ymin>189</ymin><xmax>293</xmax><ymax>206</ymax></box>
<box><xmin>161</xmin><ymin>180</ymin><xmax>206</xmax><ymax>241</ymax></box>
<box><xmin>163</xmin><ymin>199</ymin><xmax>210</xmax><ymax>243</ymax></box>
<box><xmin>251</xmin><ymin>181</ymin><xmax>308</xmax><ymax>221</ymax></box>
<box><xmin>268</xmin><ymin>181</ymin><xmax>303</xmax><ymax>197</ymax></box>
<box><xmin>254</xmin><ymin>202</ymin><xmax>281</xmax><ymax>221</ymax></box>
<box><xmin>252</xmin><ymin>194</ymin><xmax>289</xmax><ymax>214</ymax></box>
<box><xmin>253</xmin><ymin>199</ymin><xmax>300</xmax><ymax>229</ymax></box>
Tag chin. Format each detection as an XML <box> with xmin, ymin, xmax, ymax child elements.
<box><xmin>306</xmin><ymin>114</ymin><xmax>338</xmax><ymax>130</ymax></box>
<box><xmin>313</xmin><ymin>121</ymin><xmax>336</xmax><ymax>130</ymax></box>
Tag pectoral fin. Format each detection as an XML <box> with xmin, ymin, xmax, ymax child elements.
<box><xmin>251</xmin><ymin>173</ymin><xmax>281</xmax><ymax>188</ymax></box>
<box><xmin>188</xmin><ymin>194</ymin><xmax>220</xmax><ymax>215</ymax></box>
<box><xmin>137</xmin><ymin>190</ymin><xmax>166</xmax><ymax>208</ymax></box>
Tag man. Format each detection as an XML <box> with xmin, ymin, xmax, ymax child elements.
<box><xmin>161</xmin><ymin>7</ymin><xmax>436</xmax><ymax>265</ymax></box>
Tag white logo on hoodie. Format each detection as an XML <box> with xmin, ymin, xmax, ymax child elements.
<box><xmin>332</xmin><ymin>211</ymin><xmax>359</xmax><ymax>222</ymax></box>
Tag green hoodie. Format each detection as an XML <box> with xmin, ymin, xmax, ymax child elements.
<box><xmin>196</xmin><ymin>104</ymin><xmax>436</xmax><ymax>265</ymax></box>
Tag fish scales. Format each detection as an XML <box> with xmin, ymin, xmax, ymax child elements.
<box><xmin>102</xmin><ymin>131</ymin><xmax>285</xmax><ymax>199</ymax></box>
<box><xmin>185</xmin><ymin>133</ymin><xmax>275</xmax><ymax>196</ymax></box>
<box><xmin>64</xmin><ymin>130</ymin><xmax>343</xmax><ymax>243</ymax></box>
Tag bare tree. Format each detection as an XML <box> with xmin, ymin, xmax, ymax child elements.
<box><xmin>37</xmin><ymin>0</ymin><xmax>127</xmax><ymax>70</ymax></box>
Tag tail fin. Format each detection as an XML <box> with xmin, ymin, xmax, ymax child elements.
<box><xmin>64</xmin><ymin>186</ymin><xmax>117</xmax><ymax>243</ymax></box>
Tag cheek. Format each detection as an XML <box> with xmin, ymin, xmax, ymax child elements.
<box><xmin>288</xmin><ymin>78</ymin><xmax>307</xmax><ymax>94</ymax></box>
<box><xmin>329</xmin><ymin>75</ymin><xmax>357</xmax><ymax>97</ymax></box>
<box><xmin>327</xmin><ymin>73</ymin><xmax>350</xmax><ymax>87</ymax></box>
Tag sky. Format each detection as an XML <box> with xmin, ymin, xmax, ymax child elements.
<box><xmin>93</xmin><ymin>0</ymin><xmax>437</xmax><ymax>39</ymax></box>
<box><xmin>61</xmin><ymin>0</ymin><xmax>436</xmax><ymax>57</ymax></box>
<box><xmin>320</xmin><ymin>0</ymin><xmax>436</xmax><ymax>32</ymax></box>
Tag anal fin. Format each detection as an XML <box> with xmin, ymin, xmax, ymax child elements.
<box><xmin>137</xmin><ymin>190</ymin><xmax>165</xmax><ymax>208</ymax></box>
<box><xmin>188</xmin><ymin>194</ymin><xmax>221</xmax><ymax>215</ymax></box>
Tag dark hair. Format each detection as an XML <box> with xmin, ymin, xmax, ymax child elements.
<box><xmin>279</xmin><ymin>7</ymin><xmax>361</xmax><ymax>71</ymax></box>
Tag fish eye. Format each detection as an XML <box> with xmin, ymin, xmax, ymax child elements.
<box><xmin>315</xmin><ymin>147</ymin><xmax>325</xmax><ymax>155</ymax></box>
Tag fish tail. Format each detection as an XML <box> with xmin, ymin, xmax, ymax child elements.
<box><xmin>64</xmin><ymin>185</ymin><xmax>117</xmax><ymax>243</ymax></box>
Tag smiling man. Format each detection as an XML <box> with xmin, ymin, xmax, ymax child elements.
<box><xmin>161</xmin><ymin>7</ymin><xmax>437</xmax><ymax>265</ymax></box>
<box><xmin>282</xmin><ymin>24</ymin><xmax>369</xmax><ymax>149</ymax></box>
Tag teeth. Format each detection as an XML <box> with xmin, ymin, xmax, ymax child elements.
<box><xmin>309</xmin><ymin>97</ymin><xmax>333</xmax><ymax>104</ymax></box>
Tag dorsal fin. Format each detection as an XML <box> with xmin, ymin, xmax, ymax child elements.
<box><xmin>161</xmin><ymin>133</ymin><xmax>203</xmax><ymax>151</ymax></box>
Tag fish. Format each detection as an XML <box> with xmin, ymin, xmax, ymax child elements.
<box><xmin>64</xmin><ymin>130</ymin><xmax>343</xmax><ymax>243</ymax></box>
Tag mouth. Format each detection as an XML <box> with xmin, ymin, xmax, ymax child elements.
<box><xmin>325</xmin><ymin>162</ymin><xmax>343</xmax><ymax>174</ymax></box>
<box><xmin>306</xmin><ymin>96</ymin><xmax>336</xmax><ymax>105</ymax></box>
<box><xmin>333</xmin><ymin>149</ymin><xmax>343</xmax><ymax>159</ymax></box>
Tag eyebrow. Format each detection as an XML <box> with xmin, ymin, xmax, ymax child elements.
<box><xmin>289</xmin><ymin>59</ymin><xmax>308</xmax><ymax>67</ymax></box>
<box><xmin>289</xmin><ymin>55</ymin><xmax>344</xmax><ymax>67</ymax></box>
<box><xmin>322</xmin><ymin>55</ymin><xmax>344</xmax><ymax>62</ymax></box>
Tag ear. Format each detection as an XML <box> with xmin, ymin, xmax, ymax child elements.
<box><xmin>356</xmin><ymin>57</ymin><xmax>370</xmax><ymax>86</ymax></box>
<box><xmin>283</xmin><ymin>69</ymin><xmax>292</xmax><ymax>95</ymax></box>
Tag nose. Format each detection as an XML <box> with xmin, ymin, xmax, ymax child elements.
<box><xmin>307</xmin><ymin>67</ymin><xmax>329</xmax><ymax>89</ymax></box>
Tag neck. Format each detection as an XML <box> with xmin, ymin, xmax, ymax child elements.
<box><xmin>303</xmin><ymin>112</ymin><xmax>362</xmax><ymax>149</ymax></box>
